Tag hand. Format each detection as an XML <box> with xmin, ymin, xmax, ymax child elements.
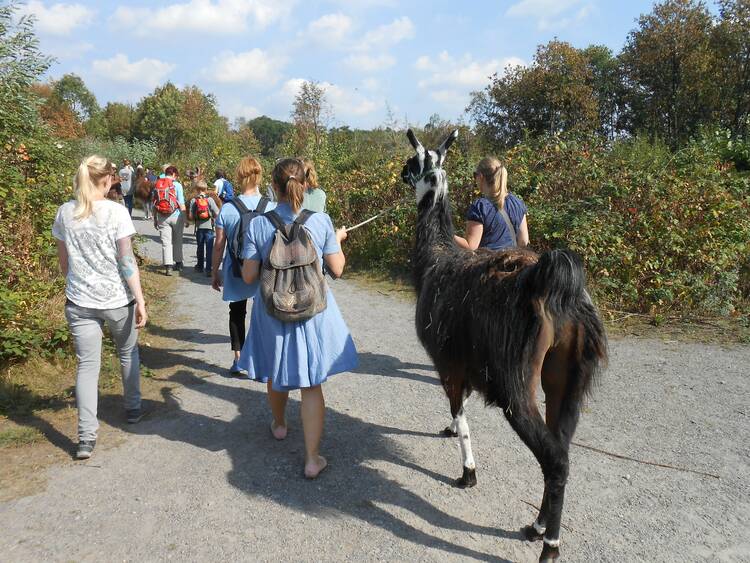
<box><xmin>211</xmin><ymin>271</ymin><xmax>222</xmax><ymax>291</ymax></box>
<box><xmin>336</xmin><ymin>227</ymin><xmax>348</xmax><ymax>244</ymax></box>
<box><xmin>135</xmin><ymin>302</ymin><xmax>148</xmax><ymax>328</ymax></box>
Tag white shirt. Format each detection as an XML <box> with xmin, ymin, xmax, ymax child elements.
<box><xmin>52</xmin><ymin>200</ymin><xmax>136</xmax><ymax>309</ymax></box>
<box><xmin>213</xmin><ymin>178</ymin><xmax>224</xmax><ymax>194</ymax></box>
<box><xmin>119</xmin><ymin>165</ymin><xmax>134</xmax><ymax>195</ymax></box>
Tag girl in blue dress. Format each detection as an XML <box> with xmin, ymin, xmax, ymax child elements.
<box><xmin>238</xmin><ymin>158</ymin><xmax>358</xmax><ymax>479</ymax></box>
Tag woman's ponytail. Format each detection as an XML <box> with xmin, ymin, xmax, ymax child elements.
<box><xmin>476</xmin><ymin>156</ymin><xmax>508</xmax><ymax>210</ymax></box>
<box><xmin>272</xmin><ymin>158</ymin><xmax>307</xmax><ymax>213</ymax></box>
<box><xmin>73</xmin><ymin>155</ymin><xmax>111</xmax><ymax>220</ymax></box>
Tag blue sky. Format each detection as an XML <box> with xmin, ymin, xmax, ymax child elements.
<box><xmin>23</xmin><ymin>0</ymin><xmax>659</xmax><ymax>129</ymax></box>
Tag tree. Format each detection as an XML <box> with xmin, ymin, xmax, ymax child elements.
<box><xmin>581</xmin><ymin>45</ymin><xmax>626</xmax><ymax>139</ymax></box>
<box><xmin>103</xmin><ymin>102</ymin><xmax>135</xmax><ymax>140</ymax></box>
<box><xmin>468</xmin><ymin>41</ymin><xmax>599</xmax><ymax>147</ymax></box>
<box><xmin>134</xmin><ymin>82</ymin><xmax>185</xmax><ymax>155</ymax></box>
<box><xmin>713</xmin><ymin>0</ymin><xmax>750</xmax><ymax>136</ymax></box>
<box><xmin>290</xmin><ymin>81</ymin><xmax>332</xmax><ymax>152</ymax></box>
<box><xmin>51</xmin><ymin>73</ymin><xmax>100</xmax><ymax>122</ymax></box>
<box><xmin>31</xmin><ymin>83</ymin><xmax>84</xmax><ymax>139</ymax></box>
<box><xmin>620</xmin><ymin>0</ymin><xmax>718</xmax><ymax>147</ymax></box>
<box><xmin>246</xmin><ymin>115</ymin><xmax>293</xmax><ymax>156</ymax></box>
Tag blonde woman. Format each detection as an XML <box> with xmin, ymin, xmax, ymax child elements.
<box><xmin>455</xmin><ymin>157</ymin><xmax>529</xmax><ymax>250</ymax></box>
<box><xmin>301</xmin><ymin>158</ymin><xmax>326</xmax><ymax>213</ymax></box>
<box><xmin>52</xmin><ymin>155</ymin><xmax>148</xmax><ymax>460</ymax></box>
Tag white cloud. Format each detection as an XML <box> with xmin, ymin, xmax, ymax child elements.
<box><xmin>91</xmin><ymin>54</ymin><xmax>175</xmax><ymax>88</ymax></box>
<box><xmin>358</xmin><ymin>16</ymin><xmax>414</xmax><ymax>51</ymax></box>
<box><xmin>280</xmin><ymin>78</ymin><xmax>379</xmax><ymax>118</ymax></box>
<box><xmin>112</xmin><ymin>0</ymin><xmax>295</xmax><ymax>35</ymax></box>
<box><xmin>307</xmin><ymin>13</ymin><xmax>353</xmax><ymax>44</ymax></box>
<box><xmin>20</xmin><ymin>1</ymin><xmax>94</xmax><ymax>35</ymax></box>
<box><xmin>206</xmin><ymin>49</ymin><xmax>287</xmax><ymax>84</ymax></box>
<box><xmin>345</xmin><ymin>54</ymin><xmax>396</xmax><ymax>72</ymax></box>
<box><xmin>416</xmin><ymin>52</ymin><xmax>524</xmax><ymax>90</ymax></box>
<box><xmin>506</xmin><ymin>0</ymin><xmax>593</xmax><ymax>30</ymax></box>
<box><xmin>221</xmin><ymin>101</ymin><xmax>262</xmax><ymax>122</ymax></box>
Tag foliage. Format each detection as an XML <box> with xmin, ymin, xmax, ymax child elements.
<box><xmin>74</xmin><ymin>137</ymin><xmax>158</xmax><ymax>168</ymax></box>
<box><xmin>244</xmin><ymin>115</ymin><xmax>293</xmax><ymax>156</ymax></box>
<box><xmin>103</xmin><ymin>102</ymin><xmax>136</xmax><ymax>140</ymax></box>
<box><xmin>290</xmin><ymin>81</ymin><xmax>332</xmax><ymax>153</ymax></box>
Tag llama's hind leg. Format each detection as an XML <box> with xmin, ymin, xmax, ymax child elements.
<box><xmin>443</xmin><ymin>377</ymin><xmax>476</xmax><ymax>488</ymax></box>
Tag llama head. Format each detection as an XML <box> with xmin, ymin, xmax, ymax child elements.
<box><xmin>401</xmin><ymin>128</ymin><xmax>458</xmax><ymax>204</ymax></box>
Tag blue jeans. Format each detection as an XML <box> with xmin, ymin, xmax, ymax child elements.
<box><xmin>196</xmin><ymin>228</ymin><xmax>214</xmax><ymax>270</ymax></box>
<box><xmin>123</xmin><ymin>193</ymin><xmax>133</xmax><ymax>216</ymax></box>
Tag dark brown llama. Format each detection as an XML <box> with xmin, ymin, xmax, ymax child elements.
<box><xmin>401</xmin><ymin>129</ymin><xmax>607</xmax><ymax>562</ymax></box>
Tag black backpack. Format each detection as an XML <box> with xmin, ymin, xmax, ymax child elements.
<box><xmin>227</xmin><ymin>196</ymin><xmax>270</xmax><ymax>277</ymax></box>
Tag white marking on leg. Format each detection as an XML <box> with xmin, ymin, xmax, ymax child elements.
<box><xmin>456</xmin><ymin>411</ymin><xmax>475</xmax><ymax>470</ymax></box>
<box><xmin>543</xmin><ymin>537</ymin><xmax>560</xmax><ymax>548</ymax></box>
<box><xmin>449</xmin><ymin>417</ymin><xmax>458</xmax><ymax>433</ymax></box>
<box><xmin>533</xmin><ymin>520</ymin><xmax>546</xmax><ymax>534</ymax></box>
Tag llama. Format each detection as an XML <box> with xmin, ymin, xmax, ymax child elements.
<box><xmin>401</xmin><ymin>129</ymin><xmax>607</xmax><ymax>562</ymax></box>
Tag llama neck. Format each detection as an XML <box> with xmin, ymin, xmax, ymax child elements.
<box><xmin>413</xmin><ymin>190</ymin><xmax>456</xmax><ymax>288</ymax></box>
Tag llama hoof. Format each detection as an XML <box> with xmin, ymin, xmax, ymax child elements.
<box><xmin>442</xmin><ymin>426</ymin><xmax>458</xmax><ymax>437</ymax></box>
<box><xmin>522</xmin><ymin>525</ymin><xmax>545</xmax><ymax>542</ymax></box>
<box><xmin>539</xmin><ymin>543</ymin><xmax>560</xmax><ymax>562</ymax></box>
<box><xmin>454</xmin><ymin>466</ymin><xmax>477</xmax><ymax>488</ymax></box>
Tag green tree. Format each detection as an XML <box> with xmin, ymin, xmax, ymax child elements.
<box><xmin>134</xmin><ymin>82</ymin><xmax>185</xmax><ymax>155</ymax></box>
<box><xmin>51</xmin><ymin>73</ymin><xmax>100</xmax><ymax>121</ymax></box>
<box><xmin>620</xmin><ymin>0</ymin><xmax>718</xmax><ymax>147</ymax></box>
<box><xmin>290</xmin><ymin>81</ymin><xmax>332</xmax><ymax>152</ymax></box>
<box><xmin>246</xmin><ymin>115</ymin><xmax>293</xmax><ymax>156</ymax></box>
<box><xmin>103</xmin><ymin>102</ymin><xmax>135</xmax><ymax>140</ymax></box>
<box><xmin>581</xmin><ymin>45</ymin><xmax>626</xmax><ymax>139</ymax></box>
<box><xmin>713</xmin><ymin>0</ymin><xmax>750</xmax><ymax>136</ymax></box>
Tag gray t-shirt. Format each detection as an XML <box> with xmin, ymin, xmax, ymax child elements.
<box><xmin>189</xmin><ymin>195</ymin><xmax>220</xmax><ymax>230</ymax></box>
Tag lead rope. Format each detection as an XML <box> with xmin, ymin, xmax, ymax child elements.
<box><xmin>344</xmin><ymin>195</ymin><xmax>411</xmax><ymax>233</ymax></box>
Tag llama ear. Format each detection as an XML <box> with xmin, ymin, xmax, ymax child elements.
<box><xmin>438</xmin><ymin>129</ymin><xmax>459</xmax><ymax>155</ymax></box>
<box><xmin>406</xmin><ymin>129</ymin><xmax>423</xmax><ymax>152</ymax></box>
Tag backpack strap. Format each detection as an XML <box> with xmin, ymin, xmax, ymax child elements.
<box><xmin>293</xmin><ymin>209</ymin><xmax>315</xmax><ymax>225</ymax></box>
<box><xmin>229</xmin><ymin>197</ymin><xmax>249</xmax><ymax>215</ymax></box>
<box><xmin>264</xmin><ymin>210</ymin><xmax>286</xmax><ymax>232</ymax></box>
<box><xmin>255</xmin><ymin>196</ymin><xmax>270</xmax><ymax>214</ymax></box>
<box><xmin>497</xmin><ymin>207</ymin><xmax>518</xmax><ymax>247</ymax></box>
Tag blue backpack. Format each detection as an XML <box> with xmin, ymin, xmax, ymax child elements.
<box><xmin>219</xmin><ymin>179</ymin><xmax>234</xmax><ymax>202</ymax></box>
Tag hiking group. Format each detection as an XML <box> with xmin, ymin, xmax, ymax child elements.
<box><xmin>52</xmin><ymin>151</ymin><xmax>526</xmax><ymax>479</ymax></box>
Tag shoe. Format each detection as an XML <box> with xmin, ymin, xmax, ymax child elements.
<box><xmin>76</xmin><ymin>440</ymin><xmax>96</xmax><ymax>460</ymax></box>
<box><xmin>164</xmin><ymin>266</ymin><xmax>172</xmax><ymax>276</ymax></box>
<box><xmin>126</xmin><ymin>408</ymin><xmax>143</xmax><ymax>424</ymax></box>
<box><xmin>205</xmin><ymin>270</ymin><xmax>212</xmax><ymax>278</ymax></box>
<box><xmin>173</xmin><ymin>262</ymin><xmax>183</xmax><ymax>271</ymax></box>
<box><xmin>194</xmin><ymin>265</ymin><xmax>204</xmax><ymax>273</ymax></box>
<box><xmin>229</xmin><ymin>359</ymin><xmax>244</xmax><ymax>375</ymax></box>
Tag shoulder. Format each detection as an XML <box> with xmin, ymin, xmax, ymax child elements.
<box><xmin>505</xmin><ymin>193</ymin><xmax>527</xmax><ymax>215</ymax></box>
<box><xmin>467</xmin><ymin>197</ymin><xmax>490</xmax><ymax>219</ymax></box>
<box><xmin>304</xmin><ymin>211</ymin><xmax>334</xmax><ymax>233</ymax></box>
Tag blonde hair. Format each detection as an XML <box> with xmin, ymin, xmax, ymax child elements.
<box><xmin>235</xmin><ymin>156</ymin><xmax>263</xmax><ymax>192</ymax></box>
<box><xmin>476</xmin><ymin>156</ymin><xmax>508</xmax><ymax>210</ymax></box>
<box><xmin>272</xmin><ymin>158</ymin><xmax>306</xmax><ymax>213</ymax></box>
<box><xmin>302</xmin><ymin>158</ymin><xmax>318</xmax><ymax>188</ymax></box>
<box><xmin>73</xmin><ymin>155</ymin><xmax>112</xmax><ymax>220</ymax></box>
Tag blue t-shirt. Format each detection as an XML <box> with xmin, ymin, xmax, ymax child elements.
<box><xmin>466</xmin><ymin>194</ymin><xmax>527</xmax><ymax>250</ymax></box>
<box><xmin>215</xmin><ymin>194</ymin><xmax>277</xmax><ymax>302</ymax></box>
<box><xmin>242</xmin><ymin>203</ymin><xmax>340</xmax><ymax>267</ymax></box>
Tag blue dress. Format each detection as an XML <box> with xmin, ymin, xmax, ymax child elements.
<box><xmin>215</xmin><ymin>194</ymin><xmax>276</xmax><ymax>302</ymax></box>
<box><xmin>466</xmin><ymin>194</ymin><xmax>527</xmax><ymax>250</ymax></box>
<box><xmin>237</xmin><ymin>203</ymin><xmax>359</xmax><ymax>391</ymax></box>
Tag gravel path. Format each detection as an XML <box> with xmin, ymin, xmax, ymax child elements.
<box><xmin>1</xmin><ymin>211</ymin><xmax>749</xmax><ymax>562</ymax></box>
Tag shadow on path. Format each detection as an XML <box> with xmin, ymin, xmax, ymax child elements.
<box><xmin>353</xmin><ymin>352</ymin><xmax>439</xmax><ymax>386</ymax></box>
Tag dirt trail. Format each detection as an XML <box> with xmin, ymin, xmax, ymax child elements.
<box><xmin>1</xmin><ymin>211</ymin><xmax>748</xmax><ymax>562</ymax></box>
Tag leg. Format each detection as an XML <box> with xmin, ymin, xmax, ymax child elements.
<box><xmin>204</xmin><ymin>230</ymin><xmax>214</xmax><ymax>271</ymax></box>
<box><xmin>228</xmin><ymin>300</ymin><xmax>247</xmax><ymax>363</ymax></box>
<box><xmin>196</xmin><ymin>229</ymin><xmax>205</xmax><ymax>270</ymax></box>
<box><xmin>442</xmin><ymin>374</ymin><xmax>476</xmax><ymax>488</ymax></box>
<box><xmin>300</xmin><ymin>385</ymin><xmax>327</xmax><ymax>478</ymax></box>
<box><xmin>103</xmin><ymin>303</ymin><xmax>141</xmax><ymax>413</ymax></box>
<box><xmin>65</xmin><ymin>303</ymin><xmax>104</xmax><ymax>443</ymax></box>
<box><xmin>124</xmin><ymin>194</ymin><xmax>134</xmax><ymax>216</ymax></box>
<box><xmin>172</xmin><ymin>213</ymin><xmax>185</xmax><ymax>265</ymax></box>
<box><xmin>157</xmin><ymin>215</ymin><xmax>173</xmax><ymax>266</ymax></box>
<box><xmin>267</xmin><ymin>380</ymin><xmax>289</xmax><ymax>439</ymax></box>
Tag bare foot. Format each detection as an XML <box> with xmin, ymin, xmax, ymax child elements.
<box><xmin>304</xmin><ymin>455</ymin><xmax>328</xmax><ymax>479</ymax></box>
<box><xmin>270</xmin><ymin>421</ymin><xmax>287</xmax><ymax>441</ymax></box>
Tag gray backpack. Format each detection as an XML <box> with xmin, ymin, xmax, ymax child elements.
<box><xmin>260</xmin><ymin>210</ymin><xmax>327</xmax><ymax>322</ymax></box>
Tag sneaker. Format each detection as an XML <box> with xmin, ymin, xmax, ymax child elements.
<box><xmin>229</xmin><ymin>359</ymin><xmax>244</xmax><ymax>375</ymax></box>
<box><xmin>76</xmin><ymin>440</ymin><xmax>96</xmax><ymax>460</ymax></box>
<box><xmin>126</xmin><ymin>408</ymin><xmax>143</xmax><ymax>424</ymax></box>
<box><xmin>173</xmin><ymin>262</ymin><xmax>183</xmax><ymax>271</ymax></box>
<box><xmin>194</xmin><ymin>265</ymin><xmax>204</xmax><ymax>273</ymax></box>
<box><xmin>164</xmin><ymin>266</ymin><xmax>172</xmax><ymax>276</ymax></box>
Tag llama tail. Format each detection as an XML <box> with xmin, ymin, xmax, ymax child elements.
<box><xmin>528</xmin><ymin>249</ymin><xmax>608</xmax><ymax>396</ymax></box>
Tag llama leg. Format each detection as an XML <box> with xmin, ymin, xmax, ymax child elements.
<box><xmin>454</xmin><ymin>406</ymin><xmax>477</xmax><ymax>488</ymax></box>
<box><xmin>443</xmin><ymin>393</ymin><xmax>469</xmax><ymax>437</ymax></box>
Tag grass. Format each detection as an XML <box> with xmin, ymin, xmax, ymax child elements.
<box><xmin>0</xmin><ymin>425</ymin><xmax>44</xmax><ymax>448</ymax></box>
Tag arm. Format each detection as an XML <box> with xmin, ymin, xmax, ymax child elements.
<box><xmin>56</xmin><ymin>240</ymin><xmax>69</xmax><ymax>277</ymax></box>
<box><xmin>323</xmin><ymin>228</ymin><xmax>348</xmax><ymax>278</ymax></box>
<box><xmin>211</xmin><ymin>227</ymin><xmax>226</xmax><ymax>291</ymax></box>
<box><xmin>116</xmin><ymin>236</ymin><xmax>148</xmax><ymax>328</ymax></box>
<box><xmin>241</xmin><ymin>259</ymin><xmax>260</xmax><ymax>285</ymax></box>
<box><xmin>454</xmin><ymin>221</ymin><xmax>484</xmax><ymax>250</ymax></box>
<box><xmin>518</xmin><ymin>215</ymin><xmax>529</xmax><ymax>247</ymax></box>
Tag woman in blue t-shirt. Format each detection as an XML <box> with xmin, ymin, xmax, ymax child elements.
<box><xmin>238</xmin><ymin>158</ymin><xmax>358</xmax><ymax>480</ymax></box>
<box><xmin>455</xmin><ymin>157</ymin><xmax>529</xmax><ymax>250</ymax></box>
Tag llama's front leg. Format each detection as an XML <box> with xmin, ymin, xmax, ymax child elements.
<box><xmin>523</xmin><ymin>486</ymin><xmax>549</xmax><ymax>541</ymax></box>
<box><xmin>454</xmin><ymin>407</ymin><xmax>477</xmax><ymax>488</ymax></box>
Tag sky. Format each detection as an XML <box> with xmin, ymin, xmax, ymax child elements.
<box><xmin>21</xmin><ymin>0</ymin><xmax>660</xmax><ymax>129</ymax></box>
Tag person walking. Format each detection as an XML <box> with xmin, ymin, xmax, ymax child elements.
<box><xmin>211</xmin><ymin>156</ymin><xmax>275</xmax><ymax>374</ymax></box>
<box><xmin>301</xmin><ymin>158</ymin><xmax>326</xmax><ymax>213</ymax></box>
<box><xmin>454</xmin><ymin>157</ymin><xmax>529</xmax><ymax>250</ymax></box>
<box><xmin>119</xmin><ymin>159</ymin><xmax>135</xmax><ymax>217</ymax></box>
<box><xmin>188</xmin><ymin>179</ymin><xmax>220</xmax><ymax>275</ymax></box>
<box><xmin>238</xmin><ymin>158</ymin><xmax>357</xmax><ymax>479</ymax></box>
<box><xmin>52</xmin><ymin>155</ymin><xmax>148</xmax><ymax>460</ymax></box>
<box><xmin>152</xmin><ymin>165</ymin><xmax>186</xmax><ymax>275</ymax></box>
<box><xmin>213</xmin><ymin>169</ymin><xmax>234</xmax><ymax>203</ymax></box>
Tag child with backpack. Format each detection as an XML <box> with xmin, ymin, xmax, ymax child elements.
<box><xmin>211</xmin><ymin>156</ymin><xmax>276</xmax><ymax>375</ymax></box>
<box><xmin>237</xmin><ymin>158</ymin><xmax>358</xmax><ymax>479</ymax></box>
<box><xmin>187</xmin><ymin>180</ymin><xmax>220</xmax><ymax>275</ymax></box>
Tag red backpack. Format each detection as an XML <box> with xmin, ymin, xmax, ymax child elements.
<box><xmin>195</xmin><ymin>195</ymin><xmax>211</xmax><ymax>220</ymax></box>
<box><xmin>152</xmin><ymin>177</ymin><xmax>179</xmax><ymax>215</ymax></box>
